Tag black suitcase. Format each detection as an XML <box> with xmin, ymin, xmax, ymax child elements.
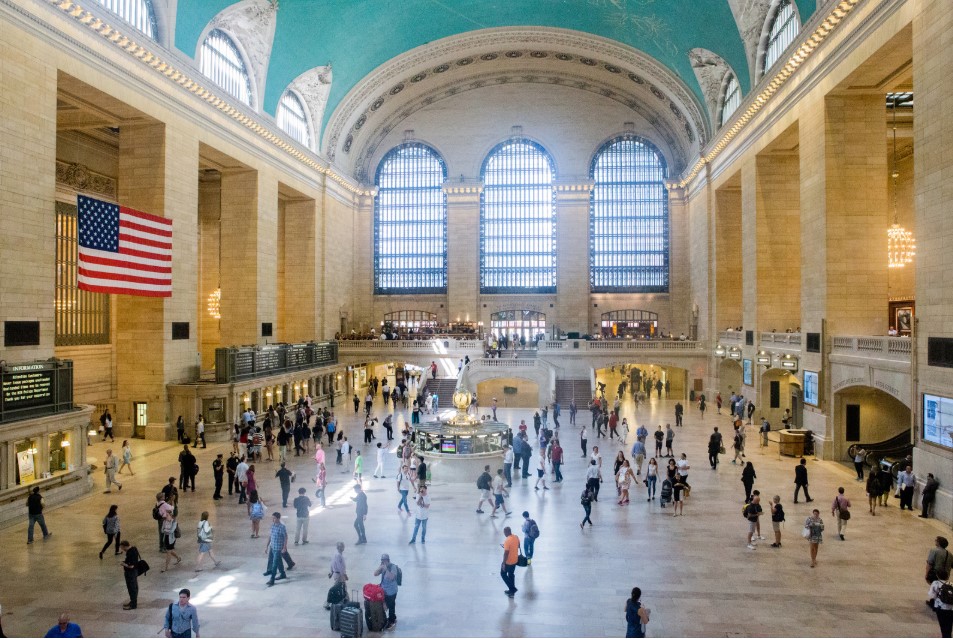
<box><xmin>328</xmin><ymin>582</ymin><xmax>348</xmax><ymax>605</ymax></box>
<box><xmin>364</xmin><ymin>598</ymin><xmax>386</xmax><ymax>632</ymax></box>
<box><xmin>340</xmin><ymin>601</ymin><xmax>363</xmax><ymax>637</ymax></box>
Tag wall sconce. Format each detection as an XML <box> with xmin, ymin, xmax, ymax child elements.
<box><xmin>727</xmin><ymin>347</ymin><xmax>742</xmax><ymax>360</ymax></box>
<box><xmin>207</xmin><ymin>288</ymin><xmax>222</xmax><ymax>319</ymax></box>
<box><xmin>714</xmin><ymin>344</ymin><xmax>726</xmax><ymax>357</ymax></box>
<box><xmin>88</xmin><ymin>429</ymin><xmax>98</xmax><ymax>438</ymax></box>
<box><xmin>780</xmin><ymin>354</ymin><xmax>798</xmax><ymax>370</ymax></box>
<box><xmin>756</xmin><ymin>351</ymin><xmax>772</xmax><ymax>365</ymax></box>
<box><xmin>61</xmin><ymin>440</ymin><xmax>71</xmax><ymax>447</ymax></box>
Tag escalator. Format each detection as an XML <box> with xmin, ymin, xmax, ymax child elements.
<box><xmin>847</xmin><ymin>430</ymin><xmax>912</xmax><ymax>477</ymax></box>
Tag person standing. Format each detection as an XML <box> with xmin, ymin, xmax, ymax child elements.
<box><xmin>324</xmin><ymin>541</ymin><xmax>348</xmax><ymax>609</ymax></box>
<box><xmin>831</xmin><ymin>487</ymin><xmax>851</xmax><ymax>541</ymax></box>
<box><xmin>500</xmin><ymin>527</ymin><xmax>520</xmax><ymax>598</ymax></box>
<box><xmin>569</xmin><ymin>398</ymin><xmax>577</xmax><ymax>425</ymax></box>
<box><xmin>664</xmin><ymin>424</ymin><xmax>674</xmax><ymax>457</ymax></box>
<box><xmin>195</xmin><ymin>416</ymin><xmax>206</xmax><ymax>449</ymax></box>
<box><xmin>118</xmin><ymin>440</ymin><xmax>134</xmax><ymax>475</ymax></box>
<box><xmin>624</xmin><ymin>587</ymin><xmax>650</xmax><ymax>638</ymax></box>
<box><xmin>99</xmin><ymin>504</ymin><xmax>121</xmax><ymax>559</ymax></box>
<box><xmin>925</xmin><ymin>537</ymin><xmax>952</xmax><ymax>588</ymax></box>
<box><xmin>409</xmin><ymin>484</ymin><xmax>430</xmax><ymax>544</ymax></box>
<box><xmin>521</xmin><ymin>511</ymin><xmax>540</xmax><ymax>563</ymax></box>
<box><xmin>225</xmin><ymin>453</ymin><xmax>238</xmax><ymax>497</ymax></box>
<box><xmin>289</xmin><ymin>487</ymin><xmax>312</xmax><ymax>546</ymax></box>
<box><xmin>43</xmin><ymin>612</ymin><xmax>82</xmax><ymax>638</ymax></box>
<box><xmin>851</xmin><ymin>447</ymin><xmax>866</xmax><ymax>481</ymax></box>
<box><xmin>178</xmin><ymin>446</ymin><xmax>196</xmax><ymax>492</ymax></box>
<box><xmin>897</xmin><ymin>465</ymin><xmax>917</xmax><ymax>511</ymax></box>
<box><xmin>805</xmin><ymin>508</ymin><xmax>824</xmax><ymax>567</ymax></box>
<box><xmin>236</xmin><ymin>456</ymin><xmax>249</xmax><ymax>504</ymax></box>
<box><xmin>580</xmin><ymin>424</ymin><xmax>589</xmax><ymax>459</ymax></box>
<box><xmin>275</xmin><ymin>462</ymin><xmax>294</xmax><ymax>508</ymax></box>
<box><xmin>745</xmin><ymin>494</ymin><xmax>763</xmax><ymax>550</ymax></box>
<box><xmin>103</xmin><ymin>449</ymin><xmax>123</xmax><ymax>493</ymax></box>
<box><xmin>674</xmin><ymin>402</ymin><xmax>683</xmax><ymax>427</ymax></box>
<box><xmin>551</xmin><ymin>439</ymin><xmax>563</xmax><ymax>483</ymax></box>
<box><xmin>195</xmin><ymin>512</ymin><xmax>219</xmax><ymax>571</ymax></box>
<box><xmin>793</xmin><ymin>458</ymin><xmax>813</xmax><ymax>503</ymax></box>
<box><xmin>119</xmin><ymin>540</ymin><xmax>139</xmax><ymax>610</ymax></box>
<box><xmin>374</xmin><ymin>554</ymin><xmax>400</xmax><ymax>630</ymax></box>
<box><xmin>928</xmin><ymin>568</ymin><xmax>953</xmax><ymax>639</ymax></box>
<box><xmin>502</xmin><ymin>445</ymin><xmax>514</xmax><ymax>487</ymax></box>
<box><xmin>176</xmin><ymin>416</ymin><xmax>186</xmax><ymax>443</ymax></box>
<box><xmin>769</xmin><ymin>496</ymin><xmax>785</xmax><ymax>548</ymax></box>
<box><xmin>102</xmin><ymin>411</ymin><xmax>115</xmax><ymax>442</ymax></box>
<box><xmin>653</xmin><ymin>426</ymin><xmax>664</xmax><ymax>459</ymax></box>
<box><xmin>866</xmin><ymin>466</ymin><xmax>882</xmax><ymax>515</ymax></box>
<box><xmin>163</xmin><ymin>589</ymin><xmax>200</xmax><ymax>638</ymax></box>
<box><xmin>921</xmin><ymin>473</ymin><xmax>940</xmax><ymax>519</ymax></box>
<box><xmin>354</xmin><ymin>449</ymin><xmax>365</xmax><ymax>484</ymax></box>
<box><xmin>353</xmin><ymin>483</ymin><xmax>368</xmax><ymax>544</ymax></box>
<box><xmin>26</xmin><ymin>486</ymin><xmax>52</xmax><ymax>544</ymax></box>
<box><xmin>264</xmin><ymin>512</ymin><xmax>289</xmax><ymax>586</ymax></box>
<box><xmin>211</xmin><ymin>454</ymin><xmax>224</xmax><ymax>501</ymax></box>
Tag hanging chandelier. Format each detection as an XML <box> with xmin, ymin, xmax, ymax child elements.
<box><xmin>207</xmin><ymin>288</ymin><xmax>221</xmax><ymax>319</ymax></box>
<box><xmin>887</xmin><ymin>95</ymin><xmax>916</xmax><ymax>268</ymax></box>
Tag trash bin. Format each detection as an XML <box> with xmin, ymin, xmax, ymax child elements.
<box><xmin>689</xmin><ymin>389</ymin><xmax>696</xmax><ymax>402</ymax></box>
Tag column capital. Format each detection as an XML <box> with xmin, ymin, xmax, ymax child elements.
<box><xmin>553</xmin><ymin>179</ymin><xmax>594</xmax><ymax>202</ymax></box>
<box><xmin>443</xmin><ymin>178</ymin><xmax>484</xmax><ymax>203</ymax></box>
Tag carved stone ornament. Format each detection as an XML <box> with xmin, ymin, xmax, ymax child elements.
<box><xmin>688</xmin><ymin>48</ymin><xmax>734</xmax><ymax>129</ymax></box>
<box><xmin>207</xmin><ymin>0</ymin><xmax>279</xmax><ymax>108</ymax></box>
<box><xmin>730</xmin><ymin>0</ymin><xmax>773</xmax><ymax>78</ymax></box>
<box><xmin>56</xmin><ymin>161</ymin><xmax>117</xmax><ymax>199</ymax></box>
<box><xmin>286</xmin><ymin>65</ymin><xmax>333</xmax><ymax>150</ymax></box>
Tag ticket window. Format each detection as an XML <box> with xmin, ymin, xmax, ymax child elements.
<box><xmin>48</xmin><ymin>431</ymin><xmax>71</xmax><ymax>475</ymax></box>
<box><xmin>15</xmin><ymin>438</ymin><xmax>39</xmax><ymax>485</ymax></box>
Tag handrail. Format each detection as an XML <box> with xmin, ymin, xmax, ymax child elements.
<box><xmin>830</xmin><ymin>336</ymin><xmax>911</xmax><ymax>358</ymax></box>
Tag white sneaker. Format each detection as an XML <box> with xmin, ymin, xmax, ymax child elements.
<box><xmin>758</xmin><ymin>535</ymin><xmax>766</xmax><ymax>540</ymax></box>
<box><xmin>747</xmin><ymin>544</ymin><xmax>756</xmax><ymax>550</ymax></box>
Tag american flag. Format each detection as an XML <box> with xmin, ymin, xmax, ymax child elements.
<box><xmin>77</xmin><ymin>195</ymin><xmax>173</xmax><ymax>297</ymax></box>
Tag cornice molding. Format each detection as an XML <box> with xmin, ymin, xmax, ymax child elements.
<box><xmin>55</xmin><ymin>160</ymin><xmax>117</xmax><ymax>198</ymax></box>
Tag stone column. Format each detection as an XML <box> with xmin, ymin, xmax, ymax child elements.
<box><xmin>445</xmin><ymin>181</ymin><xmax>482</xmax><ymax>324</ymax></box>
<box><xmin>219</xmin><ymin>168</ymin><xmax>278</xmax><ymax>346</ymax></box>
<box><xmin>282</xmin><ymin>197</ymin><xmax>320</xmax><ymax>342</ymax></box>
<box><xmin>554</xmin><ymin>180</ymin><xmax>594</xmax><ymax>336</ymax></box>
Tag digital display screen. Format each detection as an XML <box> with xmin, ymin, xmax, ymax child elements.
<box><xmin>743</xmin><ymin>359</ymin><xmax>753</xmax><ymax>386</ymax></box>
<box><xmin>923</xmin><ymin>393</ymin><xmax>953</xmax><ymax>449</ymax></box>
<box><xmin>803</xmin><ymin>371</ymin><xmax>819</xmax><ymax>406</ymax></box>
<box><xmin>440</xmin><ymin>439</ymin><xmax>456</xmax><ymax>453</ymax></box>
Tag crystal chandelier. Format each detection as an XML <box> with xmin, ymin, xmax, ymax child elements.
<box><xmin>207</xmin><ymin>288</ymin><xmax>221</xmax><ymax>319</ymax></box>
<box><xmin>887</xmin><ymin>95</ymin><xmax>915</xmax><ymax>268</ymax></box>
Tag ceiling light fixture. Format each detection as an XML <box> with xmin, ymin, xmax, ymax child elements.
<box><xmin>887</xmin><ymin>94</ymin><xmax>915</xmax><ymax>268</ymax></box>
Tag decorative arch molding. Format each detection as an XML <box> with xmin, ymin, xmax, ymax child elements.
<box><xmin>283</xmin><ymin>65</ymin><xmax>332</xmax><ymax>152</ymax></box>
<box><xmin>727</xmin><ymin>0</ymin><xmax>773</xmax><ymax>83</ymax></box>
<box><xmin>688</xmin><ymin>48</ymin><xmax>735</xmax><ymax>132</ymax></box>
<box><xmin>324</xmin><ymin>27</ymin><xmax>709</xmax><ymax>178</ymax></box>
<box><xmin>197</xmin><ymin>0</ymin><xmax>278</xmax><ymax>112</ymax></box>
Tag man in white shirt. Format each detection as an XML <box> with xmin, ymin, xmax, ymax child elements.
<box><xmin>409</xmin><ymin>485</ymin><xmax>430</xmax><ymax>544</ymax></box>
<box><xmin>897</xmin><ymin>465</ymin><xmax>917</xmax><ymax>511</ymax></box>
<box><xmin>503</xmin><ymin>445</ymin><xmax>514</xmax><ymax>487</ymax></box>
<box><xmin>374</xmin><ymin>442</ymin><xmax>386</xmax><ymax>478</ymax></box>
<box><xmin>236</xmin><ymin>456</ymin><xmax>249</xmax><ymax>504</ymax></box>
<box><xmin>676</xmin><ymin>453</ymin><xmax>691</xmax><ymax>494</ymax></box>
<box><xmin>341</xmin><ymin>438</ymin><xmax>352</xmax><ymax>473</ymax></box>
<box><xmin>490</xmin><ymin>469</ymin><xmax>510</xmax><ymax>517</ymax></box>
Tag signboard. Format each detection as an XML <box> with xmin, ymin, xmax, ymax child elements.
<box><xmin>17</xmin><ymin>450</ymin><xmax>36</xmax><ymax>483</ymax></box>
<box><xmin>743</xmin><ymin>359</ymin><xmax>753</xmax><ymax>386</ymax></box>
<box><xmin>803</xmin><ymin>370</ymin><xmax>819</xmax><ymax>407</ymax></box>
<box><xmin>215</xmin><ymin>342</ymin><xmax>339</xmax><ymax>383</ymax></box>
<box><xmin>922</xmin><ymin>393</ymin><xmax>953</xmax><ymax>449</ymax></box>
<box><xmin>1</xmin><ymin>360</ymin><xmax>73</xmax><ymax>423</ymax></box>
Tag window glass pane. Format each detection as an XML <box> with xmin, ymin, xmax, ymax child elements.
<box><xmin>200</xmin><ymin>29</ymin><xmax>253</xmax><ymax>107</ymax></box>
<box><xmin>55</xmin><ymin>202</ymin><xmax>110</xmax><ymax>345</ymax></box>
<box><xmin>720</xmin><ymin>73</ymin><xmax>741</xmax><ymax>126</ymax></box>
<box><xmin>374</xmin><ymin>143</ymin><xmax>448</xmax><ymax>294</ymax></box>
<box><xmin>480</xmin><ymin>140</ymin><xmax>556</xmax><ymax>294</ymax></box>
<box><xmin>589</xmin><ymin>136</ymin><xmax>669</xmax><ymax>293</ymax></box>
<box><xmin>277</xmin><ymin>91</ymin><xmax>311</xmax><ymax>147</ymax></box>
<box><xmin>95</xmin><ymin>0</ymin><xmax>156</xmax><ymax>39</ymax></box>
<box><xmin>764</xmin><ymin>0</ymin><xmax>800</xmax><ymax>73</ymax></box>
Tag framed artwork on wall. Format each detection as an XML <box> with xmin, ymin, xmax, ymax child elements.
<box><xmin>888</xmin><ymin>300</ymin><xmax>914</xmax><ymax>336</ymax></box>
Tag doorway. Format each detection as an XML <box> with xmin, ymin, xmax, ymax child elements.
<box><xmin>133</xmin><ymin>402</ymin><xmax>147</xmax><ymax>439</ymax></box>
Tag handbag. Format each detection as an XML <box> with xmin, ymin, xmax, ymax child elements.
<box><xmin>173</xmin><ymin>525</ymin><xmax>182</xmax><ymax>539</ymax></box>
<box><xmin>719</xmin><ymin>445</ymin><xmax>726</xmax><ymax>454</ymax></box>
<box><xmin>516</xmin><ymin>554</ymin><xmax>528</xmax><ymax>568</ymax></box>
<box><xmin>801</xmin><ymin>526</ymin><xmax>811</xmax><ymax>539</ymax></box>
<box><xmin>838</xmin><ymin>509</ymin><xmax>851</xmax><ymax>520</ymax></box>
<box><xmin>136</xmin><ymin>558</ymin><xmax>150</xmax><ymax>576</ymax></box>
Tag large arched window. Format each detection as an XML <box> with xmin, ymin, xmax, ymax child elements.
<box><xmin>720</xmin><ymin>72</ymin><xmax>742</xmax><ymax>127</ymax></box>
<box><xmin>276</xmin><ymin>90</ymin><xmax>311</xmax><ymax>147</ymax></box>
<box><xmin>480</xmin><ymin>139</ymin><xmax>556</xmax><ymax>294</ymax></box>
<box><xmin>762</xmin><ymin>0</ymin><xmax>800</xmax><ymax>74</ymax></box>
<box><xmin>200</xmin><ymin>29</ymin><xmax>253</xmax><ymax>107</ymax></box>
<box><xmin>589</xmin><ymin>136</ymin><xmax>669</xmax><ymax>293</ymax></box>
<box><xmin>95</xmin><ymin>0</ymin><xmax>157</xmax><ymax>39</ymax></box>
<box><xmin>374</xmin><ymin>143</ymin><xmax>448</xmax><ymax>294</ymax></box>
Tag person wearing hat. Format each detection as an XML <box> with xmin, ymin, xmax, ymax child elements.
<box><xmin>374</xmin><ymin>553</ymin><xmax>400</xmax><ymax>630</ymax></box>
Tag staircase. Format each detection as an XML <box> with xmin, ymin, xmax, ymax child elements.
<box><xmin>555</xmin><ymin>379</ymin><xmax>593</xmax><ymax>408</ymax></box>
<box><xmin>422</xmin><ymin>377</ymin><xmax>458</xmax><ymax>403</ymax></box>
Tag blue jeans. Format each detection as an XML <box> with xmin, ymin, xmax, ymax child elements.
<box><xmin>398</xmin><ymin>490</ymin><xmax>410</xmax><ymax>512</ymax></box>
<box><xmin>28</xmin><ymin>514</ymin><xmax>49</xmax><ymax>542</ymax></box>
<box><xmin>265</xmin><ymin>549</ymin><xmax>286</xmax><ymax>581</ymax></box>
<box><xmin>554</xmin><ymin>462</ymin><xmax>562</xmax><ymax>482</ymax></box>
<box><xmin>500</xmin><ymin>563</ymin><xmax>517</xmax><ymax>594</ymax></box>
<box><xmin>521</xmin><ymin>453</ymin><xmax>531</xmax><ymax>477</ymax></box>
<box><xmin>523</xmin><ymin>536</ymin><xmax>535</xmax><ymax>559</ymax></box>
<box><xmin>410</xmin><ymin>517</ymin><xmax>427</xmax><ymax>542</ymax></box>
<box><xmin>503</xmin><ymin>463</ymin><xmax>512</xmax><ymax>486</ymax></box>
<box><xmin>646</xmin><ymin>476</ymin><xmax>657</xmax><ymax>499</ymax></box>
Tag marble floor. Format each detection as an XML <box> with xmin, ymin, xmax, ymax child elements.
<box><xmin>1</xmin><ymin>377</ymin><xmax>947</xmax><ymax>638</ymax></box>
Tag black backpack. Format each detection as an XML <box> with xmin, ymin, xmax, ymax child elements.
<box><xmin>477</xmin><ymin>473</ymin><xmax>490</xmax><ymax>490</ymax></box>
<box><xmin>772</xmin><ymin>503</ymin><xmax>785</xmax><ymax>522</ymax></box>
<box><xmin>152</xmin><ymin>505</ymin><xmax>161</xmax><ymax>521</ymax></box>
<box><xmin>937</xmin><ymin>582</ymin><xmax>953</xmax><ymax>606</ymax></box>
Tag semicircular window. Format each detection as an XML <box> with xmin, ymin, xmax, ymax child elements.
<box><xmin>276</xmin><ymin>90</ymin><xmax>311</xmax><ymax>147</ymax></box>
<box><xmin>200</xmin><ymin>29</ymin><xmax>253</xmax><ymax>107</ymax></box>
<box><xmin>763</xmin><ymin>0</ymin><xmax>800</xmax><ymax>74</ymax></box>
<box><xmin>95</xmin><ymin>0</ymin><xmax>157</xmax><ymax>39</ymax></box>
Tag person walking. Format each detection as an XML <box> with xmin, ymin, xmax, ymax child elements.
<box><xmin>831</xmin><ymin>487</ymin><xmax>851</xmax><ymax>540</ymax></box>
<box><xmin>804</xmin><ymin>508</ymin><xmax>824</xmax><ymax>567</ymax></box>
<box><xmin>161</xmin><ymin>512</ymin><xmax>182</xmax><ymax>572</ymax></box>
<box><xmin>103</xmin><ymin>449</ymin><xmax>123</xmax><ymax>493</ymax></box>
<box><xmin>741</xmin><ymin>461</ymin><xmax>756</xmax><ymax>503</ymax></box>
<box><xmin>769</xmin><ymin>495</ymin><xmax>785</xmax><ymax>548</ymax></box>
<box><xmin>551</xmin><ymin>439</ymin><xmax>563</xmax><ymax>483</ymax></box>
<box><xmin>534</xmin><ymin>454</ymin><xmax>549</xmax><ymax>491</ymax></box>
<box><xmin>162</xmin><ymin>589</ymin><xmax>200</xmax><ymax>638</ymax></box>
<box><xmin>264</xmin><ymin>512</ymin><xmax>289</xmax><ymax>586</ymax></box>
<box><xmin>324</xmin><ymin>541</ymin><xmax>349</xmax><ymax>609</ymax></box>
<box><xmin>99</xmin><ymin>504</ymin><xmax>121</xmax><ymax>559</ymax></box>
<box><xmin>708</xmin><ymin>427</ymin><xmax>723</xmax><ymax>469</ymax></box>
<box><xmin>26</xmin><ymin>486</ymin><xmax>52</xmax><ymax>544</ymax></box>
<box><xmin>249</xmin><ymin>491</ymin><xmax>266</xmax><ymax>537</ymax></box>
<box><xmin>793</xmin><ymin>458</ymin><xmax>813</xmax><ymax>503</ymax></box>
<box><xmin>353</xmin><ymin>483</ymin><xmax>368</xmax><ymax>544</ymax></box>
<box><xmin>374</xmin><ymin>554</ymin><xmax>400</xmax><ymax>630</ymax></box>
<box><xmin>617</xmin><ymin>460</ymin><xmax>637</xmax><ymax>505</ymax></box>
<box><xmin>731</xmin><ymin>427</ymin><xmax>744</xmax><ymax>465</ymax></box>
<box><xmin>500</xmin><ymin>527</ymin><xmax>520</xmax><ymax>598</ymax></box>
<box><xmin>624</xmin><ymin>587</ymin><xmax>651</xmax><ymax>638</ymax></box>
<box><xmin>194</xmin><ymin>511</ymin><xmax>219</xmax><ymax>571</ymax></box>
<box><xmin>586</xmin><ymin>459</ymin><xmax>601</xmax><ymax>502</ymax></box>
<box><xmin>396</xmin><ymin>464</ymin><xmax>413</xmax><ymax>514</ymax></box>
<box><xmin>630</xmin><ymin>439</ymin><xmax>646</xmax><ymax>477</ymax></box>
<box><xmin>275</xmin><ymin>462</ymin><xmax>294</xmax><ymax>508</ymax></box>
<box><xmin>521</xmin><ymin>511</ymin><xmax>540</xmax><ymax>563</ymax></box>
<box><xmin>852</xmin><ymin>447</ymin><xmax>866</xmax><ymax>481</ymax></box>
<box><xmin>373</xmin><ymin>442</ymin><xmax>386</xmax><ymax>478</ymax></box>
<box><xmin>291</xmin><ymin>488</ymin><xmax>311</xmax><ymax>545</ymax></box>
<box><xmin>645</xmin><ymin>458</ymin><xmax>658</xmax><ymax>501</ymax></box>
<box><xmin>119</xmin><ymin>540</ymin><xmax>139</xmax><ymax>610</ymax></box>
<box><xmin>490</xmin><ymin>469</ymin><xmax>511</xmax><ymax>517</ymax></box>
<box><xmin>118</xmin><ymin>440</ymin><xmax>134</xmax><ymax>475</ymax></box>
<box><xmin>476</xmin><ymin>465</ymin><xmax>494</xmax><ymax>513</ymax></box>
<box><xmin>926</xmin><ymin>536</ymin><xmax>953</xmax><ymax>588</ymax></box>
<box><xmin>44</xmin><ymin>612</ymin><xmax>83</xmax><ymax>638</ymax></box>
<box><xmin>928</xmin><ymin>568</ymin><xmax>953</xmax><ymax>638</ymax></box>
<box><xmin>408</xmin><ymin>484</ymin><xmax>430</xmax><ymax>544</ymax></box>
<box><xmin>866</xmin><ymin>466</ymin><xmax>882</xmax><ymax>515</ymax></box>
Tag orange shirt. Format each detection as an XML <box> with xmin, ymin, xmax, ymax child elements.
<box><xmin>503</xmin><ymin>534</ymin><xmax>520</xmax><ymax>565</ymax></box>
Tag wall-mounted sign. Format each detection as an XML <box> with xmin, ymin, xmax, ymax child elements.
<box><xmin>923</xmin><ymin>393</ymin><xmax>953</xmax><ymax>449</ymax></box>
<box><xmin>803</xmin><ymin>370</ymin><xmax>819</xmax><ymax>406</ymax></box>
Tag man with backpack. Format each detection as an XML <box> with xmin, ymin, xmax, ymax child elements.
<box><xmin>769</xmin><ymin>495</ymin><xmax>785</xmax><ymax>548</ymax></box>
<box><xmin>521</xmin><ymin>511</ymin><xmax>540</xmax><ymax>564</ymax></box>
<box><xmin>476</xmin><ymin>465</ymin><xmax>494</xmax><ymax>513</ymax></box>
<box><xmin>927</xmin><ymin>567</ymin><xmax>953</xmax><ymax>638</ymax></box>
<box><xmin>373</xmin><ymin>554</ymin><xmax>401</xmax><ymax>631</ymax></box>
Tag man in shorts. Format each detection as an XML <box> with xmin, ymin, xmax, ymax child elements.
<box><xmin>745</xmin><ymin>493</ymin><xmax>763</xmax><ymax>549</ymax></box>
<box><xmin>490</xmin><ymin>469</ymin><xmax>510</xmax><ymax>518</ymax></box>
<box><xmin>476</xmin><ymin>465</ymin><xmax>494</xmax><ymax>514</ymax></box>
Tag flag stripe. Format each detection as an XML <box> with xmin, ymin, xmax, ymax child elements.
<box><xmin>79</xmin><ymin>248</ymin><xmax>172</xmax><ymax>270</ymax></box>
<box><xmin>78</xmin><ymin>273</ymin><xmax>171</xmax><ymax>290</ymax></box>
<box><xmin>78</xmin><ymin>281</ymin><xmax>172</xmax><ymax>297</ymax></box>
<box><xmin>120</xmin><ymin>219</ymin><xmax>173</xmax><ymax>238</ymax></box>
<box><xmin>119</xmin><ymin>205</ymin><xmax>172</xmax><ymax>226</ymax></box>
<box><xmin>118</xmin><ymin>232</ymin><xmax>172</xmax><ymax>251</ymax></box>
<box><xmin>78</xmin><ymin>266</ymin><xmax>171</xmax><ymax>285</ymax></box>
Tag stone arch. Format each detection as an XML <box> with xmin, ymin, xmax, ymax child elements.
<box><xmin>831</xmin><ymin>385</ymin><xmax>911</xmax><ymax>462</ymax></box>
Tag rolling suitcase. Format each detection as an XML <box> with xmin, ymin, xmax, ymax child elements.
<box><xmin>363</xmin><ymin>583</ymin><xmax>386</xmax><ymax>632</ymax></box>
<box><xmin>659</xmin><ymin>478</ymin><xmax>673</xmax><ymax>508</ymax></box>
<box><xmin>339</xmin><ymin>592</ymin><xmax>363</xmax><ymax>638</ymax></box>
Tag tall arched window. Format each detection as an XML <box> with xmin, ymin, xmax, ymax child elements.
<box><xmin>276</xmin><ymin>90</ymin><xmax>311</xmax><ymax>147</ymax></box>
<box><xmin>374</xmin><ymin>143</ymin><xmax>448</xmax><ymax>294</ymax></box>
<box><xmin>480</xmin><ymin>139</ymin><xmax>556</xmax><ymax>294</ymax></box>
<box><xmin>763</xmin><ymin>0</ymin><xmax>800</xmax><ymax>74</ymax></box>
<box><xmin>589</xmin><ymin>136</ymin><xmax>669</xmax><ymax>293</ymax></box>
<box><xmin>95</xmin><ymin>0</ymin><xmax>157</xmax><ymax>39</ymax></box>
<box><xmin>720</xmin><ymin>72</ymin><xmax>741</xmax><ymax>127</ymax></box>
<box><xmin>200</xmin><ymin>29</ymin><xmax>253</xmax><ymax>107</ymax></box>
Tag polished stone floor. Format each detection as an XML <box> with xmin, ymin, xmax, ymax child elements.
<box><xmin>1</xmin><ymin>375</ymin><xmax>946</xmax><ymax>638</ymax></box>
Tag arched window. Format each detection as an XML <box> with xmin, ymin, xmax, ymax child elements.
<box><xmin>763</xmin><ymin>0</ymin><xmax>800</xmax><ymax>74</ymax></box>
<box><xmin>480</xmin><ymin>139</ymin><xmax>556</xmax><ymax>294</ymax></box>
<box><xmin>589</xmin><ymin>136</ymin><xmax>669</xmax><ymax>293</ymax></box>
<box><xmin>720</xmin><ymin>72</ymin><xmax>741</xmax><ymax>127</ymax></box>
<box><xmin>276</xmin><ymin>90</ymin><xmax>311</xmax><ymax>147</ymax></box>
<box><xmin>95</xmin><ymin>0</ymin><xmax>157</xmax><ymax>39</ymax></box>
<box><xmin>200</xmin><ymin>29</ymin><xmax>253</xmax><ymax>107</ymax></box>
<box><xmin>374</xmin><ymin>143</ymin><xmax>448</xmax><ymax>294</ymax></box>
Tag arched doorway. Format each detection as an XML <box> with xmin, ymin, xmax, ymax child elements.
<box><xmin>600</xmin><ymin>309</ymin><xmax>659</xmax><ymax>339</ymax></box>
<box><xmin>490</xmin><ymin>310</ymin><xmax>546</xmax><ymax>343</ymax></box>
<box><xmin>594</xmin><ymin>363</ymin><xmax>688</xmax><ymax>400</ymax></box>
<box><xmin>832</xmin><ymin>386</ymin><xmax>911</xmax><ymax>461</ymax></box>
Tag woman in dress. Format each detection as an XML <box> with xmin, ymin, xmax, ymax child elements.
<box><xmin>805</xmin><ymin>508</ymin><xmax>824</xmax><ymax>567</ymax></box>
<box><xmin>741</xmin><ymin>461</ymin><xmax>756</xmax><ymax>503</ymax></box>
<box><xmin>161</xmin><ymin>512</ymin><xmax>182</xmax><ymax>572</ymax></box>
<box><xmin>99</xmin><ymin>504</ymin><xmax>121</xmax><ymax>559</ymax></box>
<box><xmin>195</xmin><ymin>511</ymin><xmax>220</xmax><ymax>571</ymax></box>
<box><xmin>645</xmin><ymin>457</ymin><xmax>659</xmax><ymax>502</ymax></box>
<box><xmin>617</xmin><ymin>460</ymin><xmax>637</xmax><ymax>505</ymax></box>
<box><xmin>245</xmin><ymin>464</ymin><xmax>257</xmax><ymax>515</ymax></box>
<box><xmin>249</xmin><ymin>490</ymin><xmax>266</xmax><ymax>538</ymax></box>
<box><xmin>118</xmin><ymin>440</ymin><xmax>134</xmax><ymax>475</ymax></box>
<box><xmin>613</xmin><ymin>451</ymin><xmax>626</xmax><ymax>496</ymax></box>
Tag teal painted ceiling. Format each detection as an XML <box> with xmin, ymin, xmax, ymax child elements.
<box><xmin>174</xmin><ymin>0</ymin><xmax>816</xmax><ymax>132</ymax></box>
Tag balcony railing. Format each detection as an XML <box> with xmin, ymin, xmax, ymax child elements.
<box><xmin>539</xmin><ymin>340</ymin><xmax>703</xmax><ymax>352</ymax></box>
<box><xmin>718</xmin><ymin>331</ymin><xmax>743</xmax><ymax>343</ymax></box>
<box><xmin>831</xmin><ymin>336</ymin><xmax>912</xmax><ymax>360</ymax></box>
<box><xmin>337</xmin><ymin>338</ymin><xmax>484</xmax><ymax>352</ymax></box>
<box><xmin>761</xmin><ymin>332</ymin><xmax>801</xmax><ymax>345</ymax></box>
